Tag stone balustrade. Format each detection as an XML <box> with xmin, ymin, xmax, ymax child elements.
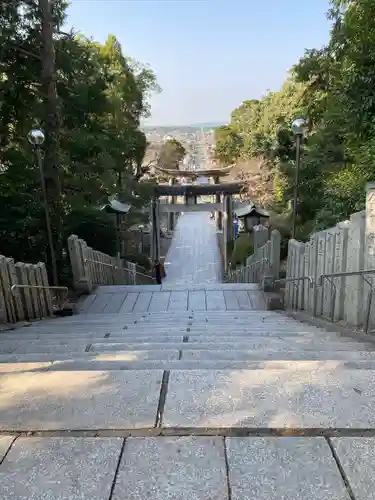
<box><xmin>227</xmin><ymin>229</ymin><xmax>281</xmax><ymax>284</ymax></box>
<box><xmin>285</xmin><ymin>181</ymin><xmax>375</xmax><ymax>331</ymax></box>
<box><xmin>0</xmin><ymin>256</ymin><xmax>55</xmax><ymax>324</ymax></box>
<box><xmin>67</xmin><ymin>235</ymin><xmax>155</xmax><ymax>293</ymax></box>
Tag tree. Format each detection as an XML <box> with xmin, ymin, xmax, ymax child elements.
<box><xmin>218</xmin><ymin>0</ymin><xmax>375</xmax><ymax>236</ymax></box>
<box><xmin>157</xmin><ymin>138</ymin><xmax>186</xmax><ymax>170</ymax></box>
<box><xmin>214</xmin><ymin>126</ymin><xmax>242</xmax><ymax>165</ymax></box>
<box><xmin>0</xmin><ymin>1</ymin><xmax>159</xmax><ymax>281</ymax></box>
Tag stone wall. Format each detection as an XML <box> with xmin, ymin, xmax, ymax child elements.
<box><xmin>227</xmin><ymin>230</ymin><xmax>281</xmax><ymax>284</ymax></box>
<box><xmin>285</xmin><ymin>181</ymin><xmax>375</xmax><ymax>330</ymax></box>
<box><xmin>68</xmin><ymin>235</ymin><xmax>155</xmax><ymax>293</ymax></box>
<box><xmin>0</xmin><ymin>257</ymin><xmax>55</xmax><ymax>324</ymax></box>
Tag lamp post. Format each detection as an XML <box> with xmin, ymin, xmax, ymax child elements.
<box><xmin>27</xmin><ymin>129</ymin><xmax>58</xmax><ymax>285</ymax></box>
<box><xmin>291</xmin><ymin>118</ymin><xmax>307</xmax><ymax>240</ymax></box>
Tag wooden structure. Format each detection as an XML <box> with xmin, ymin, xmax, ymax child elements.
<box><xmin>233</xmin><ymin>203</ymin><xmax>270</xmax><ymax>232</ymax></box>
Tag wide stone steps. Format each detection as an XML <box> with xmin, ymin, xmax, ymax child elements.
<box><xmin>2</xmin><ymin>219</ymin><xmax>375</xmax><ymax>498</ymax></box>
<box><xmin>1</xmin><ymin>307</ymin><xmax>375</xmax><ymax>434</ymax></box>
<box><xmin>3</xmin><ymin>359</ymin><xmax>375</xmax><ymax>373</ymax></box>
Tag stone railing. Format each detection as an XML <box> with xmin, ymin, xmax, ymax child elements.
<box><xmin>227</xmin><ymin>230</ymin><xmax>281</xmax><ymax>284</ymax></box>
<box><xmin>67</xmin><ymin>235</ymin><xmax>155</xmax><ymax>293</ymax></box>
<box><xmin>0</xmin><ymin>256</ymin><xmax>67</xmax><ymax>324</ymax></box>
<box><xmin>285</xmin><ymin>181</ymin><xmax>375</xmax><ymax>332</ymax></box>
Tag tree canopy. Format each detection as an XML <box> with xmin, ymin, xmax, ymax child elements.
<box><xmin>0</xmin><ymin>0</ymin><xmax>159</xmax><ymax>276</ymax></box>
<box><xmin>215</xmin><ymin>0</ymin><xmax>375</xmax><ymax>238</ymax></box>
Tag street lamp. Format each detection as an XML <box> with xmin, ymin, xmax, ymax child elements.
<box><xmin>291</xmin><ymin>118</ymin><xmax>307</xmax><ymax>240</ymax></box>
<box><xmin>27</xmin><ymin>129</ymin><xmax>58</xmax><ymax>285</ymax></box>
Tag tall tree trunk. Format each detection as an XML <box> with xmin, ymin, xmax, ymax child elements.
<box><xmin>39</xmin><ymin>0</ymin><xmax>62</xmax><ymax>283</ymax></box>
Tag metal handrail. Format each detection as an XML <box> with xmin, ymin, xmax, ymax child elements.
<box><xmin>11</xmin><ymin>284</ymin><xmax>69</xmax><ymax>310</ymax></box>
<box><xmin>230</xmin><ymin>257</ymin><xmax>270</xmax><ymax>275</ymax></box>
<box><xmin>84</xmin><ymin>258</ymin><xmax>156</xmax><ymax>283</ymax></box>
<box><xmin>318</xmin><ymin>268</ymin><xmax>375</xmax><ymax>333</ymax></box>
<box><xmin>318</xmin><ymin>268</ymin><xmax>375</xmax><ymax>286</ymax></box>
<box><xmin>227</xmin><ymin>257</ymin><xmax>270</xmax><ymax>284</ymax></box>
<box><xmin>285</xmin><ymin>269</ymin><xmax>375</xmax><ymax>334</ymax></box>
<box><xmin>11</xmin><ymin>284</ymin><xmax>68</xmax><ymax>293</ymax></box>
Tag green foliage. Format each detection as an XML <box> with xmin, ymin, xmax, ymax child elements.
<box><xmin>63</xmin><ymin>208</ymin><xmax>117</xmax><ymax>256</ymax></box>
<box><xmin>230</xmin><ymin>234</ymin><xmax>253</xmax><ymax>267</ymax></box>
<box><xmin>158</xmin><ymin>138</ymin><xmax>186</xmax><ymax>170</ymax></box>
<box><xmin>214</xmin><ymin>125</ymin><xmax>243</xmax><ymax>165</ymax></box>
<box><xmin>0</xmin><ymin>1</ymin><xmax>159</xmax><ymax>275</ymax></box>
<box><xmin>221</xmin><ymin>0</ymin><xmax>375</xmax><ymax>235</ymax></box>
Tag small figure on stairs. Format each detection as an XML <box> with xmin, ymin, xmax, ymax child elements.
<box><xmin>154</xmin><ymin>260</ymin><xmax>166</xmax><ymax>285</ymax></box>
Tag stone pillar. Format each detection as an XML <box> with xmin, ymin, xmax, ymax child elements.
<box><xmin>365</xmin><ymin>181</ymin><xmax>375</xmax><ymax>325</ymax></box>
<box><xmin>150</xmin><ymin>199</ymin><xmax>155</xmax><ymax>262</ymax></box>
<box><xmin>226</xmin><ymin>195</ymin><xmax>233</xmax><ymax>241</ymax></box>
<box><xmin>345</xmin><ymin>211</ymin><xmax>365</xmax><ymax>327</ymax></box>
<box><xmin>322</xmin><ymin>229</ymin><xmax>336</xmax><ymax>318</ymax></box>
<box><xmin>214</xmin><ymin>176</ymin><xmax>222</xmax><ymax>230</ymax></box>
<box><xmin>333</xmin><ymin>220</ymin><xmax>350</xmax><ymax>321</ymax></box>
<box><xmin>316</xmin><ymin>231</ymin><xmax>327</xmax><ymax>316</ymax></box>
<box><xmin>308</xmin><ymin>234</ymin><xmax>318</xmax><ymax>313</ymax></box>
<box><xmin>270</xmin><ymin>229</ymin><xmax>281</xmax><ymax>278</ymax></box>
<box><xmin>150</xmin><ymin>198</ymin><xmax>160</xmax><ymax>262</ymax></box>
<box><xmin>168</xmin><ymin>177</ymin><xmax>175</xmax><ymax>231</ymax></box>
<box><xmin>222</xmin><ymin>196</ymin><xmax>228</xmax><ymax>270</ymax></box>
<box><xmin>155</xmin><ymin>199</ymin><xmax>161</xmax><ymax>261</ymax></box>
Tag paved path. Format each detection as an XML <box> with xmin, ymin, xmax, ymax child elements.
<box><xmin>1</xmin><ymin>310</ymin><xmax>375</xmax><ymax>498</ymax></box>
<box><xmin>77</xmin><ymin>283</ymin><xmax>266</xmax><ymax>313</ymax></box>
<box><xmin>1</xmin><ymin>211</ymin><xmax>375</xmax><ymax>497</ymax></box>
<box><xmin>163</xmin><ymin>212</ymin><xmax>221</xmax><ymax>285</ymax></box>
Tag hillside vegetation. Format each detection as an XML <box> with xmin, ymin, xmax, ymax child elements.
<box><xmin>215</xmin><ymin>0</ymin><xmax>375</xmax><ymax>239</ymax></box>
<box><xmin>0</xmin><ymin>1</ymin><xmax>158</xmax><ymax>279</ymax></box>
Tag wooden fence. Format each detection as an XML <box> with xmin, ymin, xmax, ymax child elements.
<box><xmin>67</xmin><ymin>235</ymin><xmax>155</xmax><ymax>293</ymax></box>
<box><xmin>0</xmin><ymin>256</ymin><xmax>65</xmax><ymax>324</ymax></box>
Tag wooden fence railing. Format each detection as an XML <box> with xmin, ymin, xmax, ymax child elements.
<box><xmin>67</xmin><ymin>235</ymin><xmax>155</xmax><ymax>293</ymax></box>
<box><xmin>0</xmin><ymin>256</ymin><xmax>67</xmax><ymax>324</ymax></box>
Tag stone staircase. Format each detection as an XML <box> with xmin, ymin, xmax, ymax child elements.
<box><xmin>1</xmin><ymin>283</ymin><xmax>375</xmax><ymax>497</ymax></box>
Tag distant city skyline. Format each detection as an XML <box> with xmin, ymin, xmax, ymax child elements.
<box><xmin>66</xmin><ymin>0</ymin><xmax>332</xmax><ymax>126</ymax></box>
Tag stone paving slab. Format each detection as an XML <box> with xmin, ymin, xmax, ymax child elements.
<box><xmin>7</xmin><ymin>358</ymin><xmax>375</xmax><ymax>372</ymax></box>
<box><xmin>4</xmin><ymin>348</ymin><xmax>375</xmax><ymax>364</ymax></box>
<box><xmin>0</xmin><ymin>370</ymin><xmax>163</xmax><ymax>430</ymax></box>
<box><xmin>226</xmin><ymin>437</ymin><xmax>349</xmax><ymax>500</ymax></box>
<box><xmin>112</xmin><ymin>436</ymin><xmax>228</xmax><ymax>500</ymax></box>
<box><xmin>0</xmin><ymin>435</ymin><xmax>14</xmax><ymax>461</ymax></box>
<box><xmin>95</xmin><ymin>285</ymin><xmax>162</xmax><ymax>293</ymax></box>
<box><xmin>0</xmin><ymin>362</ymin><xmax>52</xmax><ymax>372</ymax></box>
<box><xmin>163</xmin><ymin>213</ymin><xmax>221</xmax><ymax>286</ymax></box>
<box><xmin>163</xmin><ymin>369</ymin><xmax>375</xmax><ymax>429</ymax></box>
<box><xmin>0</xmin><ymin>437</ymin><xmax>122</xmax><ymax>500</ymax></box>
<box><xmin>89</xmin><ymin>349</ymin><xmax>180</xmax><ymax>361</ymax></box>
<box><xmin>0</xmin><ymin>344</ymin><xmax>88</xmax><ymax>355</ymax></box>
<box><xmin>331</xmin><ymin>437</ymin><xmax>375</xmax><ymax>500</ymax></box>
<box><xmin>161</xmin><ymin>283</ymin><xmax>260</xmax><ymax>291</ymax></box>
<box><xmin>75</xmin><ymin>288</ymin><xmax>267</xmax><ymax>312</ymax></box>
<box><xmin>180</xmin><ymin>349</ymin><xmax>375</xmax><ymax>361</ymax></box>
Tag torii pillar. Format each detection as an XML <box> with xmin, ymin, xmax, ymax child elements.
<box><xmin>168</xmin><ymin>177</ymin><xmax>175</xmax><ymax>231</ymax></box>
<box><xmin>213</xmin><ymin>176</ymin><xmax>222</xmax><ymax>231</ymax></box>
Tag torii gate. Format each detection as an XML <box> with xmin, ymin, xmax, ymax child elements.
<box><xmin>150</xmin><ymin>179</ymin><xmax>244</xmax><ymax>271</ymax></box>
<box><xmin>153</xmin><ymin>164</ymin><xmax>235</xmax><ymax>232</ymax></box>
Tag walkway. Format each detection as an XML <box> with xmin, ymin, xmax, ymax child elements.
<box><xmin>1</xmin><ymin>214</ymin><xmax>375</xmax><ymax>498</ymax></box>
<box><xmin>163</xmin><ymin>212</ymin><xmax>221</xmax><ymax>285</ymax></box>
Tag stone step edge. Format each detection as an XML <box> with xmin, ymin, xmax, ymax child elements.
<box><xmin>3</xmin><ymin>359</ymin><xmax>375</xmax><ymax>372</ymax></box>
<box><xmin>1</xmin><ymin>426</ymin><xmax>375</xmax><ymax>438</ymax></box>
